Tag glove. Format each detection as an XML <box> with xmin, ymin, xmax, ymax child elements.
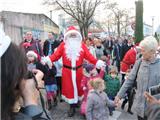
<box><xmin>41</xmin><ymin>56</ymin><xmax>52</xmax><ymax>67</ymax></box>
<box><xmin>83</xmin><ymin>87</ymin><xmax>87</xmax><ymax>91</ymax></box>
<box><xmin>96</xmin><ymin>60</ymin><xmax>106</xmax><ymax>69</ymax></box>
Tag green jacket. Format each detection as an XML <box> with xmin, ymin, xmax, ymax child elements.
<box><xmin>104</xmin><ymin>74</ymin><xmax>120</xmax><ymax>97</ymax></box>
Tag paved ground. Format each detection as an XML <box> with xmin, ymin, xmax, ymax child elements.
<box><xmin>50</xmin><ymin>101</ymin><xmax>137</xmax><ymax>120</ymax></box>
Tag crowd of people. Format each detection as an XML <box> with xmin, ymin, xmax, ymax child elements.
<box><xmin>1</xmin><ymin>26</ymin><xmax>160</xmax><ymax>120</ymax></box>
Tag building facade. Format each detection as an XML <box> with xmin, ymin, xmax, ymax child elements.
<box><xmin>0</xmin><ymin>11</ymin><xmax>59</xmax><ymax>44</ymax></box>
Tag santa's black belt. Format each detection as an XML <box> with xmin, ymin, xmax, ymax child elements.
<box><xmin>63</xmin><ymin>64</ymin><xmax>82</xmax><ymax>71</ymax></box>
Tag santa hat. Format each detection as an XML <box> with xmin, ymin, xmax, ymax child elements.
<box><xmin>26</xmin><ymin>51</ymin><xmax>38</xmax><ymax>58</ymax></box>
<box><xmin>64</xmin><ymin>26</ymin><xmax>82</xmax><ymax>42</ymax></box>
<box><xmin>0</xmin><ymin>29</ymin><xmax>11</xmax><ymax>57</ymax></box>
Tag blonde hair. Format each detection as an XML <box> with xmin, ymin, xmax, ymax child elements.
<box><xmin>89</xmin><ymin>78</ymin><xmax>105</xmax><ymax>90</ymax></box>
<box><xmin>109</xmin><ymin>66</ymin><xmax>118</xmax><ymax>74</ymax></box>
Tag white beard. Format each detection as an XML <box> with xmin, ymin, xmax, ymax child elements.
<box><xmin>65</xmin><ymin>37</ymin><xmax>82</xmax><ymax>61</ymax></box>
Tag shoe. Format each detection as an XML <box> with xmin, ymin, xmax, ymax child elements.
<box><xmin>109</xmin><ymin>111</ymin><xmax>113</xmax><ymax>116</ymax></box>
<box><xmin>67</xmin><ymin>107</ymin><xmax>75</xmax><ymax>117</ymax></box>
<box><xmin>48</xmin><ymin>100</ymin><xmax>52</xmax><ymax>110</ymax></box>
<box><xmin>127</xmin><ymin>109</ymin><xmax>133</xmax><ymax>115</ymax></box>
<box><xmin>60</xmin><ymin>99</ymin><xmax>64</xmax><ymax>102</ymax></box>
<box><xmin>53</xmin><ymin>98</ymin><xmax>58</xmax><ymax>107</ymax></box>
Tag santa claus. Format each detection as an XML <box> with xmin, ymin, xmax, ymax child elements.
<box><xmin>42</xmin><ymin>26</ymin><xmax>105</xmax><ymax>117</ymax></box>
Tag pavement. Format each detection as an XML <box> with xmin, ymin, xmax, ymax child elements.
<box><xmin>50</xmin><ymin>101</ymin><xmax>138</xmax><ymax>120</ymax></box>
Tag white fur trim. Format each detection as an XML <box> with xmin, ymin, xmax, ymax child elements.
<box><xmin>26</xmin><ymin>51</ymin><xmax>38</xmax><ymax>58</ymax></box>
<box><xmin>0</xmin><ymin>29</ymin><xmax>11</xmax><ymax>57</ymax></box>
<box><xmin>96</xmin><ymin>60</ymin><xmax>106</xmax><ymax>69</ymax></box>
<box><xmin>71</xmin><ymin>59</ymin><xmax>78</xmax><ymax>103</ymax></box>
<box><xmin>61</xmin><ymin>95</ymin><xmax>83</xmax><ymax>104</ymax></box>
<box><xmin>64</xmin><ymin>30</ymin><xmax>82</xmax><ymax>42</ymax></box>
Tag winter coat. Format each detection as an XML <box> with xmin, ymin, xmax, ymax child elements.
<box><xmin>117</xmin><ymin>58</ymin><xmax>160</xmax><ymax>118</ymax></box>
<box><xmin>22</xmin><ymin>39</ymin><xmax>43</xmax><ymax>59</ymax></box>
<box><xmin>44</xmin><ymin>65</ymin><xmax>57</xmax><ymax>85</ymax></box>
<box><xmin>104</xmin><ymin>74</ymin><xmax>120</xmax><ymax>97</ymax></box>
<box><xmin>86</xmin><ymin>90</ymin><xmax>115</xmax><ymax>120</ymax></box>
<box><xmin>43</xmin><ymin>39</ymin><xmax>60</xmax><ymax>56</ymax></box>
<box><xmin>120</xmin><ymin>43</ymin><xmax>133</xmax><ymax>61</ymax></box>
<box><xmin>95</xmin><ymin>45</ymin><xmax>104</xmax><ymax>59</ymax></box>
<box><xmin>81</xmin><ymin>69</ymin><xmax>105</xmax><ymax>102</ymax></box>
<box><xmin>120</xmin><ymin>47</ymin><xmax>137</xmax><ymax>74</ymax></box>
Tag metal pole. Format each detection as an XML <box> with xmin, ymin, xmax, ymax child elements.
<box><xmin>50</xmin><ymin>10</ymin><xmax>52</xmax><ymax>20</ymax></box>
<box><xmin>152</xmin><ymin>16</ymin><xmax>154</xmax><ymax>35</ymax></box>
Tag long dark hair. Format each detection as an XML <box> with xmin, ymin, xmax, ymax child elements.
<box><xmin>1</xmin><ymin>42</ymin><xmax>27</xmax><ymax>120</ymax></box>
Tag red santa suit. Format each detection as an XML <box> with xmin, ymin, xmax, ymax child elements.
<box><xmin>120</xmin><ymin>47</ymin><xmax>137</xmax><ymax>74</ymax></box>
<box><xmin>44</xmin><ymin>26</ymin><xmax>104</xmax><ymax>104</ymax></box>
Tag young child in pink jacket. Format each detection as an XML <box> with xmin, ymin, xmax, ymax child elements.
<box><xmin>80</xmin><ymin>63</ymin><xmax>105</xmax><ymax>116</ymax></box>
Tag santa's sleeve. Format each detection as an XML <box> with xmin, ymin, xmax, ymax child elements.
<box><xmin>49</xmin><ymin>42</ymin><xmax>64</xmax><ymax>62</ymax></box>
<box><xmin>83</xmin><ymin>43</ymin><xmax>97</xmax><ymax>65</ymax></box>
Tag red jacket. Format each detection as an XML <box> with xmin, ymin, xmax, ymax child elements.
<box><xmin>120</xmin><ymin>47</ymin><xmax>137</xmax><ymax>73</ymax></box>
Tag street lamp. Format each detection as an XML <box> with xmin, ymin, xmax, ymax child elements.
<box><xmin>151</xmin><ymin>16</ymin><xmax>155</xmax><ymax>35</ymax></box>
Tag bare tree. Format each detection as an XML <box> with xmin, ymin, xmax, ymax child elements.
<box><xmin>106</xmin><ymin>1</ymin><xmax>133</xmax><ymax>36</ymax></box>
<box><xmin>43</xmin><ymin>0</ymin><xmax>103</xmax><ymax>39</ymax></box>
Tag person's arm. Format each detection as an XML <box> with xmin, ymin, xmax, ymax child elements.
<box><xmin>116</xmin><ymin>59</ymin><xmax>141</xmax><ymax>99</ymax></box>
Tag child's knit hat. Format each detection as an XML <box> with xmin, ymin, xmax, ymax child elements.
<box><xmin>83</xmin><ymin>63</ymin><xmax>94</xmax><ymax>73</ymax></box>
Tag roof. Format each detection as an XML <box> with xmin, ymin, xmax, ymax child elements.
<box><xmin>0</xmin><ymin>11</ymin><xmax>59</xmax><ymax>28</ymax></box>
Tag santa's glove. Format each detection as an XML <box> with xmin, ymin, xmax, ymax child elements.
<box><xmin>96</xmin><ymin>60</ymin><xmax>106</xmax><ymax>69</ymax></box>
<box><xmin>41</xmin><ymin>56</ymin><xmax>52</xmax><ymax>67</ymax></box>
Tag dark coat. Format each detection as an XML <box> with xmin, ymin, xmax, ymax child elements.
<box><xmin>43</xmin><ymin>40</ymin><xmax>60</xmax><ymax>56</ymax></box>
<box><xmin>22</xmin><ymin>39</ymin><xmax>43</xmax><ymax>57</ymax></box>
<box><xmin>44</xmin><ymin>65</ymin><xmax>57</xmax><ymax>85</ymax></box>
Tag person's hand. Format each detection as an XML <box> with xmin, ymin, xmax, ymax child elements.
<box><xmin>96</xmin><ymin>60</ymin><xmax>106</xmax><ymax>69</ymax></box>
<box><xmin>83</xmin><ymin>87</ymin><xmax>87</xmax><ymax>91</ymax></box>
<box><xmin>20</xmin><ymin>70</ymin><xmax>44</xmax><ymax>106</ymax></box>
<box><xmin>114</xmin><ymin>96</ymin><xmax>121</xmax><ymax>105</ymax></box>
<box><xmin>32</xmin><ymin>69</ymin><xmax>44</xmax><ymax>88</ymax></box>
<box><xmin>144</xmin><ymin>92</ymin><xmax>160</xmax><ymax>105</ymax></box>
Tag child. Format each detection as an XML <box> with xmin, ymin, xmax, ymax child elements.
<box><xmin>80</xmin><ymin>63</ymin><xmax>104</xmax><ymax>116</ymax></box>
<box><xmin>104</xmin><ymin>66</ymin><xmax>120</xmax><ymax>116</ymax></box>
<box><xmin>44</xmin><ymin>63</ymin><xmax>57</xmax><ymax>110</ymax></box>
<box><xmin>86</xmin><ymin>78</ymin><xmax>117</xmax><ymax>120</ymax></box>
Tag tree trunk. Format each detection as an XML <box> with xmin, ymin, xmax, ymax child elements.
<box><xmin>135</xmin><ymin>0</ymin><xmax>143</xmax><ymax>44</ymax></box>
<box><xmin>117</xmin><ymin>16</ymin><xmax>120</xmax><ymax>37</ymax></box>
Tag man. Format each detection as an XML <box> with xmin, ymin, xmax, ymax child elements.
<box><xmin>21</xmin><ymin>31</ymin><xmax>43</xmax><ymax>60</ymax></box>
<box><xmin>43</xmin><ymin>32</ymin><xmax>60</xmax><ymax>56</ymax></box>
<box><xmin>42</xmin><ymin>26</ymin><xmax>105</xmax><ymax>117</ymax></box>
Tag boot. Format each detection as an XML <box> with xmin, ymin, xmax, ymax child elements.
<box><xmin>127</xmin><ymin>109</ymin><xmax>133</xmax><ymax>115</ymax></box>
<box><xmin>48</xmin><ymin>100</ymin><xmax>52</xmax><ymax>110</ymax></box>
<box><xmin>53</xmin><ymin>97</ymin><xmax>58</xmax><ymax>107</ymax></box>
<box><xmin>68</xmin><ymin>105</ymin><xmax>76</xmax><ymax>117</ymax></box>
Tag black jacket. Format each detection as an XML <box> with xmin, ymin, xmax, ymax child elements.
<box><xmin>43</xmin><ymin>40</ymin><xmax>60</xmax><ymax>56</ymax></box>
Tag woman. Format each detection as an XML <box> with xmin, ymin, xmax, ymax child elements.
<box><xmin>1</xmin><ymin>30</ymin><xmax>49</xmax><ymax>120</ymax></box>
<box><xmin>115</xmin><ymin>36</ymin><xmax>160</xmax><ymax>120</ymax></box>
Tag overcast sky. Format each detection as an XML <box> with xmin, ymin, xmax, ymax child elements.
<box><xmin>0</xmin><ymin>0</ymin><xmax>160</xmax><ymax>30</ymax></box>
